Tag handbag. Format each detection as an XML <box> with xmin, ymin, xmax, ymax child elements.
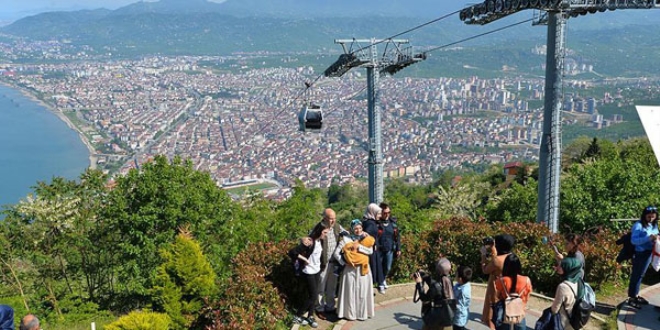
<box><xmin>492</xmin><ymin>276</ymin><xmax>526</xmax><ymax>326</ymax></box>
<box><xmin>417</xmin><ymin>279</ymin><xmax>456</xmax><ymax>327</ymax></box>
<box><xmin>422</xmin><ymin>297</ymin><xmax>456</xmax><ymax>327</ymax></box>
<box><xmin>534</xmin><ymin>307</ymin><xmax>564</xmax><ymax>330</ymax></box>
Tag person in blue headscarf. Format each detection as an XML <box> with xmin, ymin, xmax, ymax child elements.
<box><xmin>334</xmin><ymin>218</ymin><xmax>375</xmax><ymax>321</ymax></box>
<box><xmin>0</xmin><ymin>305</ymin><xmax>14</xmax><ymax>330</ymax></box>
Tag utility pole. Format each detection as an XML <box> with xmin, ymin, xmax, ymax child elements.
<box><xmin>324</xmin><ymin>39</ymin><xmax>426</xmax><ymax>204</ymax></box>
<box><xmin>459</xmin><ymin>0</ymin><xmax>660</xmax><ymax>233</ymax></box>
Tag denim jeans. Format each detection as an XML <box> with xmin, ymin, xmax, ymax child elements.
<box><xmin>495</xmin><ymin>318</ymin><xmax>526</xmax><ymax>330</ymax></box>
<box><xmin>379</xmin><ymin>250</ymin><xmax>394</xmax><ymax>285</ymax></box>
<box><xmin>628</xmin><ymin>249</ymin><xmax>652</xmax><ymax>298</ymax></box>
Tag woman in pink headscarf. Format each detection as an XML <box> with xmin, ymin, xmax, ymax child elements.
<box><xmin>362</xmin><ymin>203</ymin><xmax>385</xmax><ymax>293</ymax></box>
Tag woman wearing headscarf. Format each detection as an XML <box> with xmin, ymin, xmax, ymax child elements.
<box><xmin>334</xmin><ymin>219</ymin><xmax>375</xmax><ymax>321</ymax></box>
<box><xmin>554</xmin><ymin>233</ymin><xmax>585</xmax><ymax>280</ymax></box>
<box><xmin>549</xmin><ymin>257</ymin><xmax>583</xmax><ymax>330</ymax></box>
<box><xmin>480</xmin><ymin>234</ymin><xmax>515</xmax><ymax>329</ymax></box>
<box><xmin>362</xmin><ymin>203</ymin><xmax>385</xmax><ymax>293</ymax></box>
<box><xmin>627</xmin><ymin>205</ymin><xmax>659</xmax><ymax>309</ymax></box>
<box><xmin>413</xmin><ymin>258</ymin><xmax>455</xmax><ymax>330</ymax></box>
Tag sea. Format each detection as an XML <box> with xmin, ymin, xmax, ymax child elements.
<box><xmin>0</xmin><ymin>84</ymin><xmax>89</xmax><ymax>209</ymax></box>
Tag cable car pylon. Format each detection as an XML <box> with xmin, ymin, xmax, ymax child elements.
<box><xmin>321</xmin><ymin>38</ymin><xmax>426</xmax><ymax>204</ymax></box>
<box><xmin>459</xmin><ymin>0</ymin><xmax>660</xmax><ymax>233</ymax></box>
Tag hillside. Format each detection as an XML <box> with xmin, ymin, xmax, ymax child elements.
<box><xmin>2</xmin><ymin>0</ymin><xmax>660</xmax><ymax>76</ymax></box>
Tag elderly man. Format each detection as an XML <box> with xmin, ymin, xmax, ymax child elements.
<box><xmin>19</xmin><ymin>314</ymin><xmax>39</xmax><ymax>330</ymax></box>
<box><xmin>310</xmin><ymin>208</ymin><xmax>346</xmax><ymax>320</ymax></box>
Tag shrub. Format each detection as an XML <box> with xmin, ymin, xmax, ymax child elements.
<box><xmin>104</xmin><ymin>311</ymin><xmax>171</xmax><ymax>330</ymax></box>
<box><xmin>151</xmin><ymin>231</ymin><xmax>217</xmax><ymax>330</ymax></box>
<box><xmin>197</xmin><ymin>241</ymin><xmax>290</xmax><ymax>330</ymax></box>
<box><xmin>199</xmin><ymin>217</ymin><xmax>629</xmax><ymax>329</ymax></box>
<box><xmin>391</xmin><ymin>217</ymin><xmax>626</xmax><ymax>296</ymax></box>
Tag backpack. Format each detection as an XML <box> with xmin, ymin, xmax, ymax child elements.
<box><xmin>498</xmin><ymin>276</ymin><xmax>527</xmax><ymax>325</ymax></box>
<box><xmin>567</xmin><ymin>280</ymin><xmax>595</xmax><ymax>330</ymax></box>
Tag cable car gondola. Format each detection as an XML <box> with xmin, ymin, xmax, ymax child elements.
<box><xmin>298</xmin><ymin>103</ymin><xmax>323</xmax><ymax>133</ymax></box>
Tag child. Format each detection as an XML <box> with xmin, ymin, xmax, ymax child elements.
<box><xmin>334</xmin><ymin>227</ymin><xmax>376</xmax><ymax>276</ymax></box>
<box><xmin>453</xmin><ymin>265</ymin><xmax>472</xmax><ymax>330</ymax></box>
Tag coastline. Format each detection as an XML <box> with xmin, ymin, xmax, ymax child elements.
<box><xmin>0</xmin><ymin>80</ymin><xmax>97</xmax><ymax>169</ymax></box>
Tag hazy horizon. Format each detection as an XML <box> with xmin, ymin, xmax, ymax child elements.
<box><xmin>2</xmin><ymin>1</ymin><xmax>659</xmax><ymax>26</ymax></box>
<box><xmin>1</xmin><ymin>0</ymin><xmax>473</xmax><ymax>22</ymax></box>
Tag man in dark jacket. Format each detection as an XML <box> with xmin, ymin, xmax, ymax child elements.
<box><xmin>378</xmin><ymin>202</ymin><xmax>401</xmax><ymax>293</ymax></box>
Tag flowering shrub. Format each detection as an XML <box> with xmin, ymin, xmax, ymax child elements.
<box><xmin>198</xmin><ymin>241</ymin><xmax>291</xmax><ymax>330</ymax></box>
<box><xmin>390</xmin><ymin>217</ymin><xmax>626</xmax><ymax>295</ymax></box>
<box><xmin>104</xmin><ymin>311</ymin><xmax>171</xmax><ymax>330</ymax></box>
<box><xmin>199</xmin><ymin>217</ymin><xmax>627</xmax><ymax>329</ymax></box>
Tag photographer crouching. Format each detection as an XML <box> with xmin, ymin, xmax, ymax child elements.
<box><xmin>413</xmin><ymin>258</ymin><xmax>456</xmax><ymax>330</ymax></box>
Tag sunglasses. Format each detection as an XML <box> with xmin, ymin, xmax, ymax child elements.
<box><xmin>646</xmin><ymin>206</ymin><xmax>657</xmax><ymax>212</ymax></box>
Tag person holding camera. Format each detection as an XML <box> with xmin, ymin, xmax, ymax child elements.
<box><xmin>413</xmin><ymin>258</ymin><xmax>456</xmax><ymax>330</ymax></box>
<box><xmin>480</xmin><ymin>234</ymin><xmax>515</xmax><ymax>329</ymax></box>
<box><xmin>553</xmin><ymin>233</ymin><xmax>585</xmax><ymax>280</ymax></box>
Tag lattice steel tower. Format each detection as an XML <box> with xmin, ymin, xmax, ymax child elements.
<box><xmin>324</xmin><ymin>39</ymin><xmax>426</xmax><ymax>204</ymax></box>
<box><xmin>459</xmin><ymin>0</ymin><xmax>660</xmax><ymax>233</ymax></box>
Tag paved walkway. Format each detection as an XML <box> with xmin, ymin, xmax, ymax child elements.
<box><xmin>618</xmin><ymin>283</ymin><xmax>660</xmax><ymax>330</ymax></box>
<box><xmin>339</xmin><ymin>294</ymin><xmax>541</xmax><ymax>330</ymax></box>
<box><xmin>342</xmin><ymin>295</ymin><xmax>540</xmax><ymax>330</ymax></box>
<box><xmin>292</xmin><ymin>282</ymin><xmax>660</xmax><ymax>330</ymax></box>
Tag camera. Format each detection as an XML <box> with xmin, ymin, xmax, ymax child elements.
<box><xmin>412</xmin><ymin>270</ymin><xmax>430</xmax><ymax>283</ymax></box>
<box><xmin>483</xmin><ymin>237</ymin><xmax>494</xmax><ymax>246</ymax></box>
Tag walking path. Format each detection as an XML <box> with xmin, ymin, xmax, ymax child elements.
<box><xmin>292</xmin><ymin>282</ymin><xmax>660</xmax><ymax>330</ymax></box>
<box><xmin>618</xmin><ymin>283</ymin><xmax>660</xmax><ymax>330</ymax></box>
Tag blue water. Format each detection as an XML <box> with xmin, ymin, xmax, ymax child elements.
<box><xmin>0</xmin><ymin>84</ymin><xmax>89</xmax><ymax>209</ymax></box>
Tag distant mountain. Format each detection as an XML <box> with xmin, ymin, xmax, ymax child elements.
<box><xmin>217</xmin><ymin>0</ymin><xmax>465</xmax><ymax>18</ymax></box>
<box><xmin>2</xmin><ymin>0</ymin><xmax>660</xmax><ymax>76</ymax></box>
<box><xmin>110</xmin><ymin>0</ymin><xmax>224</xmax><ymax>16</ymax></box>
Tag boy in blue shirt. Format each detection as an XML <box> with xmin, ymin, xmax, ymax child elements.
<box><xmin>453</xmin><ymin>265</ymin><xmax>472</xmax><ymax>330</ymax></box>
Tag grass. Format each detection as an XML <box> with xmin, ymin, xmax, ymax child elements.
<box><xmin>224</xmin><ymin>182</ymin><xmax>278</xmax><ymax>194</ymax></box>
<box><xmin>44</xmin><ymin>318</ymin><xmax>115</xmax><ymax>330</ymax></box>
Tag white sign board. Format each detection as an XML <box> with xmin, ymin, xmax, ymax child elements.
<box><xmin>636</xmin><ymin>105</ymin><xmax>660</xmax><ymax>168</ymax></box>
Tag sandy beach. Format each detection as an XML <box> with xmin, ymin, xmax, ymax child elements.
<box><xmin>0</xmin><ymin>80</ymin><xmax>97</xmax><ymax>169</ymax></box>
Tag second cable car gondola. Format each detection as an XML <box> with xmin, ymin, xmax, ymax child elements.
<box><xmin>298</xmin><ymin>103</ymin><xmax>323</xmax><ymax>133</ymax></box>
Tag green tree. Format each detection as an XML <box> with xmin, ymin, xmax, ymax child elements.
<box><xmin>101</xmin><ymin>155</ymin><xmax>238</xmax><ymax>307</ymax></box>
<box><xmin>485</xmin><ymin>180</ymin><xmax>538</xmax><ymax>223</ymax></box>
<box><xmin>152</xmin><ymin>230</ymin><xmax>217</xmax><ymax>329</ymax></box>
<box><xmin>0</xmin><ymin>169</ymin><xmax>115</xmax><ymax>320</ymax></box>
<box><xmin>274</xmin><ymin>181</ymin><xmax>326</xmax><ymax>238</ymax></box>
<box><xmin>432</xmin><ymin>178</ymin><xmax>489</xmax><ymax>220</ymax></box>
